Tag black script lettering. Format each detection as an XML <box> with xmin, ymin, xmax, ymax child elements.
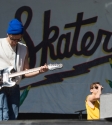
<box><xmin>41</xmin><ymin>11</ymin><xmax>98</xmax><ymax>65</ymax></box>
<box><xmin>57</xmin><ymin>33</ymin><xmax>71</xmax><ymax>58</ymax></box>
<box><xmin>15</xmin><ymin>6</ymin><xmax>36</xmax><ymax>68</ymax></box>
<box><xmin>85</xmin><ymin>29</ymin><xmax>112</xmax><ymax>55</ymax></box>
<box><xmin>41</xmin><ymin>10</ymin><xmax>59</xmax><ymax>65</ymax></box>
<box><xmin>81</xmin><ymin>31</ymin><xmax>94</xmax><ymax>56</ymax></box>
<box><xmin>65</xmin><ymin>12</ymin><xmax>98</xmax><ymax>55</ymax></box>
<box><xmin>81</xmin><ymin>30</ymin><xmax>112</xmax><ymax>56</ymax></box>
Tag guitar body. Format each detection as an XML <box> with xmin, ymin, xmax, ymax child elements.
<box><xmin>0</xmin><ymin>66</ymin><xmax>16</xmax><ymax>89</ymax></box>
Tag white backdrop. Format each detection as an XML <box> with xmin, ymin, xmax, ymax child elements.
<box><xmin>0</xmin><ymin>0</ymin><xmax>112</xmax><ymax>113</ymax></box>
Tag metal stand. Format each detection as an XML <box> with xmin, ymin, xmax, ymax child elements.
<box><xmin>75</xmin><ymin>109</ymin><xmax>86</xmax><ymax>120</ymax></box>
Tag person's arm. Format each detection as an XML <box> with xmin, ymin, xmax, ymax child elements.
<box><xmin>23</xmin><ymin>48</ymin><xmax>48</xmax><ymax>78</ymax></box>
<box><xmin>86</xmin><ymin>95</ymin><xmax>95</xmax><ymax>108</ymax></box>
<box><xmin>86</xmin><ymin>85</ymin><xmax>103</xmax><ymax>108</ymax></box>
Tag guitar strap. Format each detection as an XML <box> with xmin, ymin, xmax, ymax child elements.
<box><xmin>15</xmin><ymin>44</ymin><xmax>18</xmax><ymax>71</ymax></box>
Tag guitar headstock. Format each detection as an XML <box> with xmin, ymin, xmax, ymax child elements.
<box><xmin>48</xmin><ymin>64</ymin><xmax>63</xmax><ymax>70</ymax></box>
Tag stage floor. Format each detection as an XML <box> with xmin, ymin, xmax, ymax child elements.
<box><xmin>0</xmin><ymin>119</ymin><xmax>112</xmax><ymax>125</ymax></box>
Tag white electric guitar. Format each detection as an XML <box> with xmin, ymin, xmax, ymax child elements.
<box><xmin>0</xmin><ymin>63</ymin><xmax>63</xmax><ymax>89</ymax></box>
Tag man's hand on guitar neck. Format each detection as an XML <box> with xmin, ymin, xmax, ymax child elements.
<box><xmin>39</xmin><ymin>64</ymin><xmax>48</xmax><ymax>74</ymax></box>
<box><xmin>24</xmin><ymin>64</ymin><xmax>48</xmax><ymax>78</ymax></box>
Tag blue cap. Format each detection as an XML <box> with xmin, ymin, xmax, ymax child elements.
<box><xmin>7</xmin><ymin>19</ymin><xmax>24</xmax><ymax>34</ymax></box>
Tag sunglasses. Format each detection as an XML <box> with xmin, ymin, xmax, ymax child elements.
<box><xmin>93</xmin><ymin>86</ymin><xmax>98</xmax><ymax>89</ymax></box>
<box><xmin>9</xmin><ymin>35</ymin><xmax>22</xmax><ymax>42</ymax></box>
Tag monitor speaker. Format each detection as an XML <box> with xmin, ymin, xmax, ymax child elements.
<box><xmin>100</xmin><ymin>93</ymin><xmax>112</xmax><ymax>119</ymax></box>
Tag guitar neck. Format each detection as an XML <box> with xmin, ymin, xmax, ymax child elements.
<box><xmin>9</xmin><ymin>67</ymin><xmax>41</xmax><ymax>78</ymax></box>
